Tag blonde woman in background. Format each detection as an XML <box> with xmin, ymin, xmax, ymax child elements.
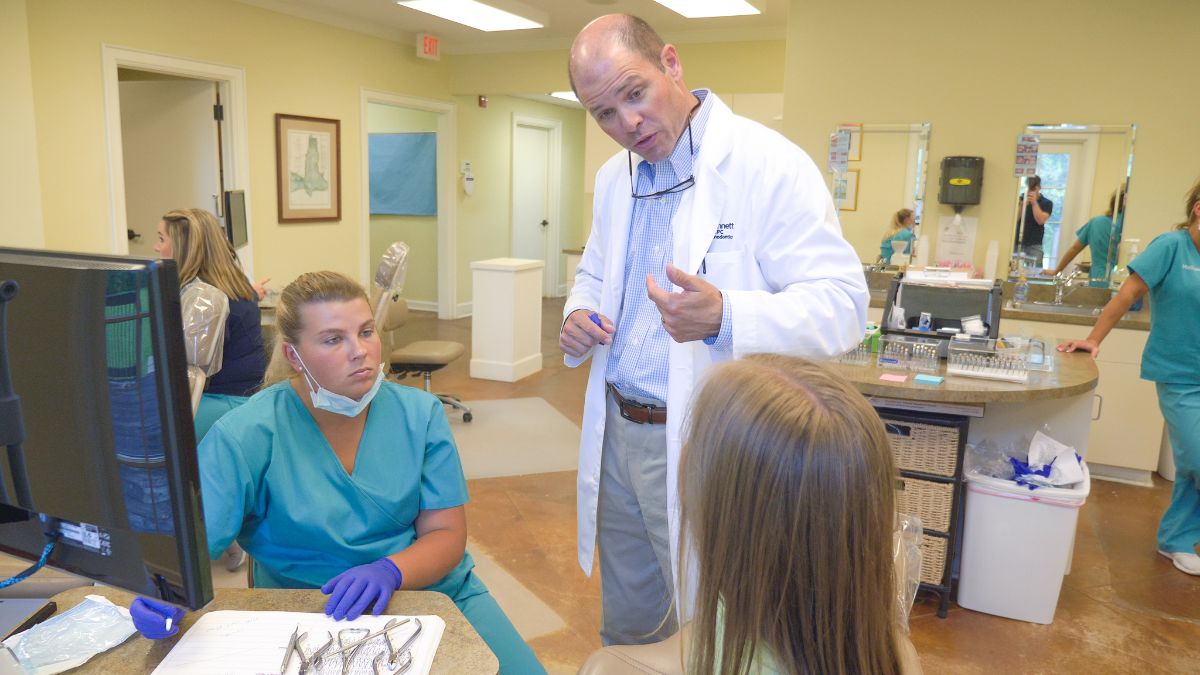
<box><xmin>580</xmin><ymin>355</ymin><xmax>921</xmax><ymax>674</ymax></box>
<box><xmin>880</xmin><ymin>208</ymin><xmax>916</xmax><ymax>264</ymax></box>
<box><xmin>154</xmin><ymin>208</ymin><xmax>266</xmax><ymax>441</ymax></box>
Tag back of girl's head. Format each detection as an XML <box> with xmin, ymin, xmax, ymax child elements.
<box><xmin>160</xmin><ymin>208</ymin><xmax>257</xmax><ymax>301</ymax></box>
<box><xmin>262</xmin><ymin>271</ymin><xmax>370</xmax><ymax>386</ymax></box>
<box><xmin>681</xmin><ymin>354</ymin><xmax>900</xmax><ymax>675</ymax></box>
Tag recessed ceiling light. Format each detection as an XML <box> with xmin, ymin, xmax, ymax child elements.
<box><xmin>651</xmin><ymin>0</ymin><xmax>760</xmax><ymax>18</ymax></box>
<box><xmin>395</xmin><ymin>0</ymin><xmax>543</xmax><ymax>32</ymax></box>
<box><xmin>549</xmin><ymin>91</ymin><xmax>579</xmax><ymax>103</ymax></box>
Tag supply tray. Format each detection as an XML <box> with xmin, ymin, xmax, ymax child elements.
<box><xmin>946</xmin><ymin>336</ymin><xmax>1029</xmax><ymax>383</ymax></box>
<box><xmin>877</xmin><ymin>334</ymin><xmax>941</xmax><ymax>373</ymax></box>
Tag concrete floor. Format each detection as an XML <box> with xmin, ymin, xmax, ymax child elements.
<box><xmin>401</xmin><ymin>297</ymin><xmax>1200</xmax><ymax>674</ymax></box>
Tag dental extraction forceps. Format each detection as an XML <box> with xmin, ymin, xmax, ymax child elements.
<box><xmin>280</xmin><ymin>625</ymin><xmax>307</xmax><ymax>675</ymax></box>
<box><xmin>370</xmin><ymin>617</ymin><xmax>423</xmax><ymax>674</ymax></box>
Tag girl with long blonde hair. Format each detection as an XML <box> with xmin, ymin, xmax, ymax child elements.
<box><xmin>581</xmin><ymin>355</ymin><xmax>921</xmax><ymax>674</ymax></box>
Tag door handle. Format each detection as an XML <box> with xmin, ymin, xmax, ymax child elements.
<box><xmin>540</xmin><ymin>220</ymin><xmax>549</xmax><ymax>228</ymax></box>
<box><xmin>127</xmin><ymin>229</ymin><xmax>141</xmax><ymax>242</ymax></box>
<box><xmin>1092</xmin><ymin>393</ymin><xmax>1103</xmax><ymax>421</ymax></box>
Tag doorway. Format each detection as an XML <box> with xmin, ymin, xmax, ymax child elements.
<box><xmin>359</xmin><ymin>89</ymin><xmax>457</xmax><ymax>319</ymax></box>
<box><xmin>118</xmin><ymin>70</ymin><xmax>221</xmax><ymax>256</ymax></box>
<box><xmin>511</xmin><ymin>115</ymin><xmax>562</xmax><ymax>297</ymax></box>
<box><xmin>101</xmin><ymin>46</ymin><xmax>252</xmax><ymax>273</ymax></box>
<box><xmin>1032</xmin><ymin>136</ymin><xmax>1096</xmax><ymax>268</ymax></box>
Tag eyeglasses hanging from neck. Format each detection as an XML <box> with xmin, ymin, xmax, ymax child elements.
<box><xmin>628</xmin><ymin>120</ymin><xmax>696</xmax><ymax>200</ymax></box>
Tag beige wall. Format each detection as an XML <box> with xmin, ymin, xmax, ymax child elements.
<box><xmin>784</xmin><ymin>0</ymin><xmax>1199</xmax><ymax>271</ymax></box>
<box><xmin>24</xmin><ymin>0</ymin><xmax>452</xmax><ymax>287</ymax></box>
<box><xmin>1</xmin><ymin>0</ymin><xmax>44</xmax><ymax>248</ymax></box>
<box><xmin>366</xmin><ymin>103</ymin><xmax>440</xmax><ymax>306</ymax></box>
<box><xmin>454</xmin><ymin>95</ymin><xmax>586</xmax><ymax>302</ymax></box>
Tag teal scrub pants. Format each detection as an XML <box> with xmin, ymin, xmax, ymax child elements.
<box><xmin>194</xmin><ymin>393</ymin><xmax>250</xmax><ymax>442</ymax></box>
<box><xmin>1155</xmin><ymin>383</ymin><xmax>1200</xmax><ymax>554</ymax></box>
<box><xmin>457</xmin><ymin>587</ymin><xmax>546</xmax><ymax>674</ymax></box>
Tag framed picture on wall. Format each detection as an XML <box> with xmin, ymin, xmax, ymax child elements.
<box><xmin>837</xmin><ymin>123</ymin><xmax>863</xmax><ymax>161</ymax></box>
<box><xmin>275</xmin><ymin>113</ymin><xmax>341</xmax><ymax>222</ymax></box>
<box><xmin>834</xmin><ymin>169</ymin><xmax>859</xmax><ymax>211</ymax></box>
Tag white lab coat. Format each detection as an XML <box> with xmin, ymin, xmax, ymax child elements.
<box><xmin>564</xmin><ymin>94</ymin><xmax>868</xmax><ymax>582</ymax></box>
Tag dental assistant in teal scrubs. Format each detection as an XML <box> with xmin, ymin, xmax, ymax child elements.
<box><xmin>1059</xmin><ymin>178</ymin><xmax>1200</xmax><ymax>576</ymax></box>
<box><xmin>198</xmin><ymin>271</ymin><xmax>544</xmax><ymax>674</ymax></box>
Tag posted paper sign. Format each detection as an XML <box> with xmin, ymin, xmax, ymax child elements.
<box><xmin>1014</xmin><ymin>134</ymin><xmax>1039</xmax><ymax>177</ymax></box>
<box><xmin>828</xmin><ymin>130</ymin><xmax>851</xmax><ymax>174</ymax></box>
<box><xmin>936</xmin><ymin>215</ymin><xmax>978</xmax><ymax>265</ymax></box>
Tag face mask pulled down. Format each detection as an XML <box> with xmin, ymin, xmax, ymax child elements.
<box><xmin>289</xmin><ymin>345</ymin><xmax>384</xmax><ymax>417</ymax></box>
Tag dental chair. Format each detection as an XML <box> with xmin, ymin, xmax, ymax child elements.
<box><xmin>373</xmin><ymin>242</ymin><xmax>472</xmax><ymax>423</ymax></box>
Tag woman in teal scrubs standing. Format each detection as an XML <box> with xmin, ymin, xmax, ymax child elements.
<box><xmin>1059</xmin><ymin>178</ymin><xmax>1200</xmax><ymax>576</ymax></box>
<box><xmin>879</xmin><ymin>208</ymin><xmax>916</xmax><ymax>264</ymax></box>
<box><xmin>198</xmin><ymin>271</ymin><xmax>544</xmax><ymax>673</ymax></box>
<box><xmin>1044</xmin><ymin>186</ymin><xmax>1127</xmax><ymax>286</ymax></box>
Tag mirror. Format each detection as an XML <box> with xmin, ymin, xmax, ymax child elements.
<box><xmin>1010</xmin><ymin>123</ymin><xmax>1136</xmax><ymax>286</ymax></box>
<box><xmin>827</xmin><ymin>123</ymin><xmax>931</xmax><ymax>267</ymax></box>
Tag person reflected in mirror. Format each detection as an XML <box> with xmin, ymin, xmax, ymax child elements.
<box><xmin>1044</xmin><ymin>186</ymin><xmax>1127</xmax><ymax>287</ymax></box>
<box><xmin>579</xmin><ymin>356</ymin><xmax>923</xmax><ymax>674</ymax></box>
<box><xmin>880</xmin><ymin>208</ymin><xmax>916</xmax><ymax>265</ymax></box>
<box><xmin>1014</xmin><ymin>175</ymin><xmax>1053</xmax><ymax>268</ymax></box>
<box><xmin>1058</xmin><ymin>177</ymin><xmax>1200</xmax><ymax>576</ymax></box>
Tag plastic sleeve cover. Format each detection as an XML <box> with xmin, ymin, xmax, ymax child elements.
<box><xmin>180</xmin><ymin>280</ymin><xmax>230</xmax><ymax>377</ymax></box>
<box><xmin>375</xmin><ymin>241</ymin><xmax>411</xmax><ymax>295</ymax></box>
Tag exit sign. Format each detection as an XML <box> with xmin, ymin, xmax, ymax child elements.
<box><xmin>417</xmin><ymin>33</ymin><xmax>440</xmax><ymax>61</ymax></box>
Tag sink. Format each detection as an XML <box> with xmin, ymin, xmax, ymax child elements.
<box><xmin>1012</xmin><ymin>301</ymin><xmax>1102</xmax><ymax>317</ymax></box>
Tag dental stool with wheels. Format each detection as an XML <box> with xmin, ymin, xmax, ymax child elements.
<box><xmin>372</xmin><ymin>242</ymin><xmax>473</xmax><ymax>423</ymax></box>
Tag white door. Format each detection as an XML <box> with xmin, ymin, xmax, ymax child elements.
<box><xmin>1032</xmin><ymin>136</ymin><xmax>1096</xmax><ymax>269</ymax></box>
<box><xmin>511</xmin><ymin>121</ymin><xmax>559</xmax><ymax>295</ymax></box>
<box><xmin>119</xmin><ymin>75</ymin><xmax>221</xmax><ymax>257</ymax></box>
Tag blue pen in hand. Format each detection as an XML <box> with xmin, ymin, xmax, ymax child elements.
<box><xmin>588</xmin><ymin>312</ymin><xmax>602</xmax><ymax>328</ymax></box>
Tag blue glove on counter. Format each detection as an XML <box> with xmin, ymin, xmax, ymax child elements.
<box><xmin>321</xmin><ymin>558</ymin><xmax>403</xmax><ymax>621</ymax></box>
<box><xmin>130</xmin><ymin>596</ymin><xmax>185</xmax><ymax>639</ymax></box>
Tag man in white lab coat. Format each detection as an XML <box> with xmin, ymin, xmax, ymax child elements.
<box><xmin>560</xmin><ymin>14</ymin><xmax>868</xmax><ymax>645</ymax></box>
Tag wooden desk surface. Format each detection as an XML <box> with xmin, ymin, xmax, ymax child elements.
<box><xmin>48</xmin><ymin>587</ymin><xmax>498</xmax><ymax>674</ymax></box>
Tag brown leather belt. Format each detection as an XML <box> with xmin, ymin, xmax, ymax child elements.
<box><xmin>607</xmin><ymin>383</ymin><xmax>667</xmax><ymax>425</ymax></box>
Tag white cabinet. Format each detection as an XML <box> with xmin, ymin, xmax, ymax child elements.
<box><xmin>1001</xmin><ymin>317</ymin><xmax>1161</xmax><ymax>481</ymax></box>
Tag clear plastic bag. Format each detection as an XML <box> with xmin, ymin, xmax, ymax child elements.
<box><xmin>893</xmin><ymin>513</ymin><xmax>923</xmax><ymax>633</ymax></box>
<box><xmin>372</xmin><ymin>242</ymin><xmax>410</xmax><ymax>328</ymax></box>
<box><xmin>180</xmin><ymin>280</ymin><xmax>229</xmax><ymax>378</ymax></box>
<box><xmin>1</xmin><ymin>595</ymin><xmax>136</xmax><ymax>674</ymax></box>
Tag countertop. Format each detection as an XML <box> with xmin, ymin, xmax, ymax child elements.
<box><xmin>45</xmin><ymin>586</ymin><xmax>498</xmax><ymax>674</ymax></box>
<box><xmin>867</xmin><ymin>294</ymin><xmax>1151</xmax><ymax>331</ymax></box>
<box><xmin>826</xmin><ymin>348</ymin><xmax>1099</xmax><ymax>404</ymax></box>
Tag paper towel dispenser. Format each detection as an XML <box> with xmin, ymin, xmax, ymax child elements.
<box><xmin>938</xmin><ymin>156</ymin><xmax>984</xmax><ymax>206</ymax></box>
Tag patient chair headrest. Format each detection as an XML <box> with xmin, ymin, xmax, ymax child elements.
<box><xmin>375</xmin><ymin>242</ymin><xmax>410</xmax><ymax>293</ymax></box>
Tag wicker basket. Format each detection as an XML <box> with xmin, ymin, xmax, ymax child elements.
<box><xmin>897</xmin><ymin>477</ymin><xmax>955</xmax><ymax>533</ymax></box>
<box><xmin>919</xmin><ymin>535</ymin><xmax>949</xmax><ymax>586</ymax></box>
<box><xmin>882</xmin><ymin>419</ymin><xmax>960</xmax><ymax>477</ymax></box>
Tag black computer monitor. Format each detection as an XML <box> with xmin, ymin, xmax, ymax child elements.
<box><xmin>0</xmin><ymin>248</ymin><xmax>212</xmax><ymax>610</ymax></box>
<box><xmin>223</xmin><ymin>190</ymin><xmax>248</xmax><ymax>249</ymax></box>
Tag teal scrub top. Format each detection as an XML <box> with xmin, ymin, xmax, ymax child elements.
<box><xmin>1127</xmin><ymin>229</ymin><xmax>1200</xmax><ymax>384</ymax></box>
<box><xmin>198</xmin><ymin>381</ymin><xmax>485</xmax><ymax>600</ymax></box>
<box><xmin>1075</xmin><ymin>213</ymin><xmax>1123</xmax><ymax>284</ymax></box>
<box><xmin>880</xmin><ymin>228</ymin><xmax>915</xmax><ymax>262</ymax></box>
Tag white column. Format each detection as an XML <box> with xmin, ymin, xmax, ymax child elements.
<box><xmin>469</xmin><ymin>258</ymin><xmax>544</xmax><ymax>382</ymax></box>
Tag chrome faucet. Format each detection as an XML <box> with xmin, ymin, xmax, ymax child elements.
<box><xmin>1054</xmin><ymin>268</ymin><xmax>1086</xmax><ymax>304</ymax></box>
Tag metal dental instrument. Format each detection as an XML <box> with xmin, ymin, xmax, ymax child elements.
<box><xmin>280</xmin><ymin>625</ymin><xmax>301</xmax><ymax>675</ymax></box>
<box><xmin>316</xmin><ymin>619</ymin><xmax>411</xmax><ymax>662</ymax></box>
<box><xmin>339</xmin><ymin>628</ymin><xmax>371</xmax><ymax>675</ymax></box>
<box><xmin>386</xmin><ymin>617</ymin><xmax>423</xmax><ymax>670</ymax></box>
<box><xmin>305</xmin><ymin>631</ymin><xmax>335</xmax><ymax>672</ymax></box>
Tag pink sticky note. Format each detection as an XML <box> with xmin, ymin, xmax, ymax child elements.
<box><xmin>879</xmin><ymin>373</ymin><xmax>908</xmax><ymax>383</ymax></box>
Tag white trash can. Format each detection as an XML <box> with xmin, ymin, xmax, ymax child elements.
<box><xmin>956</xmin><ymin>462</ymin><xmax>1090</xmax><ymax>624</ymax></box>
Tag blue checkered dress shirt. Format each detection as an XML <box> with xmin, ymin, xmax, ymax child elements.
<box><xmin>606</xmin><ymin>89</ymin><xmax>733</xmax><ymax>402</ymax></box>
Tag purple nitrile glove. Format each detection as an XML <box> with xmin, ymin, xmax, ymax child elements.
<box><xmin>130</xmin><ymin>596</ymin><xmax>185</xmax><ymax>639</ymax></box>
<box><xmin>320</xmin><ymin>558</ymin><xmax>403</xmax><ymax>621</ymax></box>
